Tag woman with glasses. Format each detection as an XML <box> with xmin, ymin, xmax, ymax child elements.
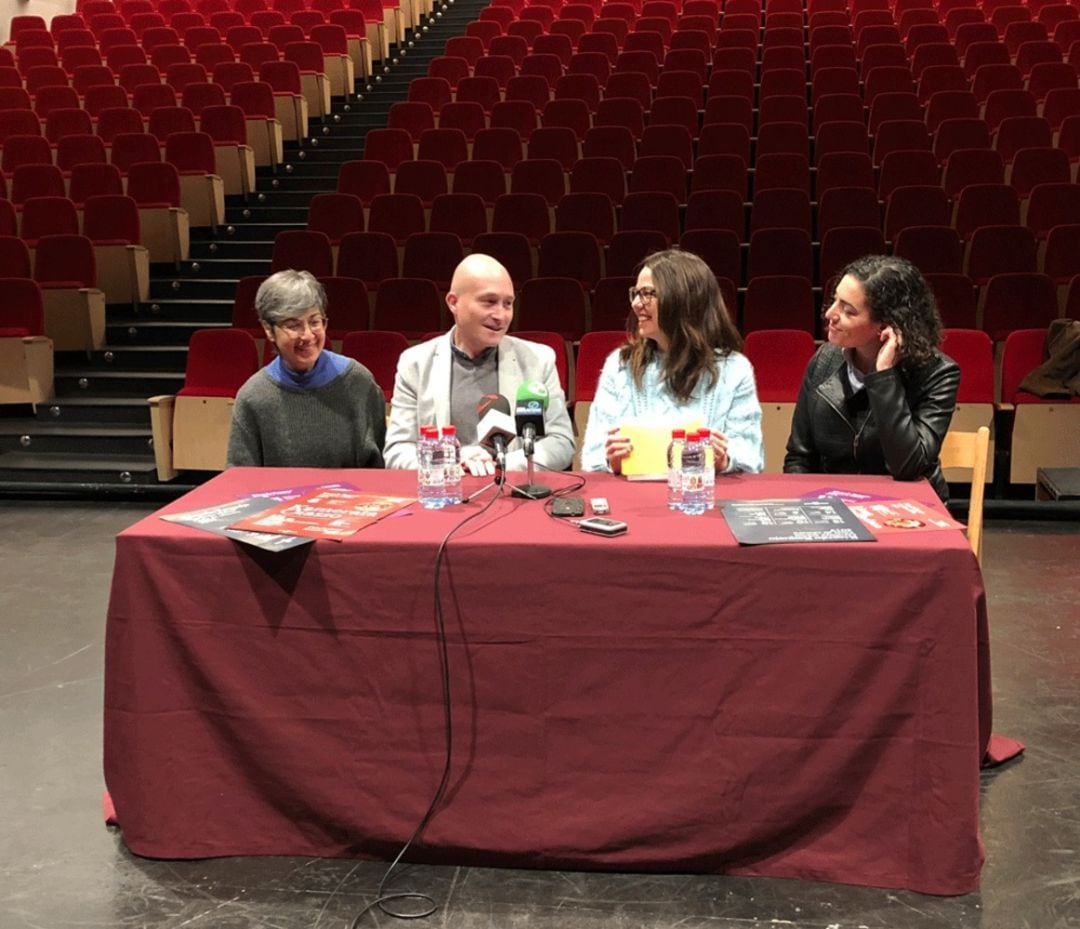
<box><xmin>581</xmin><ymin>249</ymin><xmax>764</xmax><ymax>474</ymax></box>
<box><xmin>784</xmin><ymin>255</ymin><xmax>959</xmax><ymax>501</ymax></box>
<box><xmin>226</xmin><ymin>269</ymin><xmax>386</xmax><ymax>468</ymax></box>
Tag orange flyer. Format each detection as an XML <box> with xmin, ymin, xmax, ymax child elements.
<box><xmin>845</xmin><ymin>499</ymin><xmax>964</xmax><ymax>535</ymax></box>
<box><xmin>228</xmin><ymin>488</ymin><xmax>415</xmax><ymax>540</ymax></box>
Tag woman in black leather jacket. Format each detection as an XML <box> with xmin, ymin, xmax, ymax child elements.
<box><xmin>783</xmin><ymin>255</ymin><xmax>960</xmax><ymax>502</ymax></box>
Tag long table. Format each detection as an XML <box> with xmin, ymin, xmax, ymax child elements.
<box><xmin>103</xmin><ymin>468</ymin><xmax>991</xmax><ymax>895</ymax></box>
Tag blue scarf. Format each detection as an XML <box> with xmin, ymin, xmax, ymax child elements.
<box><xmin>266</xmin><ymin>349</ymin><xmax>350</xmax><ymax>390</ymax></box>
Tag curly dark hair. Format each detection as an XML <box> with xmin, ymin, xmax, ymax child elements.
<box><xmin>839</xmin><ymin>255</ymin><xmax>943</xmax><ymax>367</ymax></box>
<box><xmin>620</xmin><ymin>249</ymin><xmax>743</xmax><ymax>404</ymax></box>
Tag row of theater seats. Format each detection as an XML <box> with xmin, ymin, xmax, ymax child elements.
<box><xmin>326</xmin><ymin>165</ymin><xmax>1080</xmax><ymax>285</ymax></box>
<box><xmin>7</xmin><ymin>0</ymin><xmax>384</xmax><ymax>79</ymax></box>
<box><xmin>0</xmin><ymin>196</ymin><xmax>151</xmax><ymax>310</ymax></box>
<box><xmin>462</xmin><ymin>0</ymin><xmax>1080</xmax><ymax>59</ymax></box>
<box><xmin>1</xmin><ymin>35</ymin><xmax>346</xmax><ymax>123</ymax></box>
<box><xmin>243</xmin><ymin>223</ymin><xmax>1080</xmax><ymax>341</ymax></box>
<box><xmin>0</xmin><ymin>58</ymin><xmax>306</xmax><ymax>152</ymax></box>
<box><xmin>1</xmin><ymin>117</ymin><xmax>258</xmax><ymax>211</ymax></box>
<box><xmin>0</xmin><ymin>157</ymin><xmax>196</xmax><ymax>266</ymax></box>
<box><xmin>144</xmin><ymin>323</ymin><xmax>1078</xmax><ymax>484</ymax></box>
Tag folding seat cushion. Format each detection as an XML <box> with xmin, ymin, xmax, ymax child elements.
<box><xmin>491</xmin><ymin>192</ymin><xmax>552</xmax><ymax>245</ymax></box>
<box><xmin>516</xmin><ymin>276</ymin><xmax>588</xmax><ymax>341</ymax></box>
<box><xmin>372</xmin><ymin>278</ymin><xmax>444</xmax><ymax>339</ymax></box>
<box><xmin>622</xmin><ymin>190</ymin><xmax>678</xmax><ymax>243</ymax></box>
<box><xmin>964</xmin><ymin>225</ymin><xmax>1037</xmax><ymax>283</ymax></box>
<box><xmin>164</xmin><ymin>130</ymin><xmax>225</xmax><ymax>227</ymax></box>
<box><xmin>11</xmin><ymin>169</ymin><xmax>67</xmax><ymax>209</ymax></box>
<box><xmin>307</xmin><ymin>193</ymin><xmax>364</xmax><ymax>246</ymax></box>
<box><xmin>68</xmin><ymin>162</ymin><xmax>124</xmax><ymax>206</ymax></box>
<box><xmin>56</xmin><ymin>134</ymin><xmax>109</xmax><ymax>171</ymax></box>
<box><xmin>429</xmin><ymin>193</ymin><xmax>488</xmax><ymax>247</ymax></box>
<box><xmin>367</xmin><ymin>193</ymin><xmax>427</xmax><ymax>245</ymax></box>
<box><xmin>394</xmin><ymin>159</ymin><xmax>449</xmax><ymax>207</ymax></box>
<box><xmin>32</xmin><ymin>233</ymin><xmax>107</xmax><ymax>350</ymax></box>
<box><xmin>270</xmin><ymin>229</ymin><xmax>334</xmax><ymax>277</ymax></box>
<box><xmin>258</xmin><ymin>61</ymin><xmax>308</xmax><ymax>141</ymax></box>
<box><xmin>193</xmin><ymin>103</ymin><xmax>254</xmax><ymax>195</ymax></box>
<box><xmin>337</xmin><ymin>231</ymin><xmax>399</xmax><ymax>289</ymax></box>
<box><xmin>82</xmin><ymin>193</ymin><xmax>151</xmax><ymax>303</ymax></box>
<box><xmin>925</xmin><ymin>274</ymin><xmax>978</xmax><ymax>329</ymax></box>
<box><xmin>149</xmin><ymin>327</ymin><xmax>260</xmax><ymax>479</ymax></box>
<box><xmin>555</xmin><ymin>192</ymin><xmax>616</xmax><ymax>245</ymax></box>
<box><xmin>340</xmin><ymin>331</ymin><xmax>408</xmax><ymax>403</ymax></box>
<box><xmin>282</xmin><ymin>41</ymin><xmax>331</xmax><ymax>120</ymax></box>
<box><xmin>1025</xmin><ymin>182</ymin><xmax>1080</xmax><ymax>239</ymax></box>
<box><xmin>742</xmin><ymin>328</ymin><xmax>817</xmax><ymax>472</ymax></box>
<box><xmin>511</xmin><ymin>158</ymin><xmax>567</xmax><ymax>207</ymax></box>
<box><xmin>96</xmin><ymin>108</ymin><xmax>146</xmax><ymax>145</ymax></box>
<box><xmin>893</xmin><ymin>225</ymin><xmax>964</xmax><ymax>273</ymax></box>
<box><xmin>980</xmin><ymin>271</ymin><xmax>1057</xmax><ymax>341</ymax></box>
<box><xmin>183</xmin><ymin>80</ymin><xmax>227</xmax><ymax>117</ymax></box>
<box><xmin>884</xmin><ymin>185</ymin><xmax>951</xmax><ymax>241</ymax></box>
<box><xmin>451</xmin><ymin>160</ymin><xmax>507</xmax><ymax>208</ymax></box>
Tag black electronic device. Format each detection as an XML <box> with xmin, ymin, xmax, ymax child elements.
<box><xmin>552</xmin><ymin>496</ymin><xmax>586</xmax><ymax>517</ymax></box>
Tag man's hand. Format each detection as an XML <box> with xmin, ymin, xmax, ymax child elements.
<box><xmin>459</xmin><ymin>444</ymin><xmax>496</xmax><ymax>476</ymax></box>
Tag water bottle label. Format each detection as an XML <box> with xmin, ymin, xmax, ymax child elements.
<box><xmin>684</xmin><ymin>472</ymin><xmax>705</xmax><ymax>492</ymax></box>
<box><xmin>420</xmin><ymin>467</ymin><xmax>444</xmax><ymax>487</ymax></box>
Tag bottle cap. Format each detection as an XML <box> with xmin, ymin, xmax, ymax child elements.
<box><xmin>699</xmin><ymin>428</ymin><xmax>711</xmax><ymax>438</ymax></box>
<box><xmin>421</xmin><ymin>426</ymin><xmax>438</xmax><ymax>438</ymax></box>
<box><xmin>441</xmin><ymin>425</ymin><xmax>457</xmax><ymax>435</ymax></box>
<box><xmin>671</xmin><ymin>428</ymin><xmax>686</xmax><ymax>439</ymax></box>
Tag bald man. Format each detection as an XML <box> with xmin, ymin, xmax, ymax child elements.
<box><xmin>383</xmin><ymin>255</ymin><xmax>575</xmax><ymax>474</ymax></box>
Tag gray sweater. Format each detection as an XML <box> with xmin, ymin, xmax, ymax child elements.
<box><xmin>227</xmin><ymin>362</ymin><xmax>386</xmax><ymax>469</ymax></box>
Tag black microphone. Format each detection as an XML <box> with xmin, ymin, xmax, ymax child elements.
<box><xmin>475</xmin><ymin>393</ymin><xmax>516</xmax><ymax>474</ymax></box>
<box><xmin>511</xmin><ymin>382</ymin><xmax>553</xmax><ymax>499</ymax></box>
<box><xmin>514</xmin><ymin>381</ymin><xmax>549</xmax><ymax>455</ymax></box>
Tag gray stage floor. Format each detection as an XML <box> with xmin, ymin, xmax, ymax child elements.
<box><xmin>1</xmin><ymin>502</ymin><xmax>1077</xmax><ymax>929</ymax></box>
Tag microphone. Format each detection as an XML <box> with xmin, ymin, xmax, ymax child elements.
<box><xmin>511</xmin><ymin>381</ymin><xmax>553</xmax><ymax>500</ymax></box>
<box><xmin>475</xmin><ymin>393</ymin><xmax>516</xmax><ymax>475</ymax></box>
<box><xmin>514</xmin><ymin>381</ymin><xmax>549</xmax><ymax>455</ymax></box>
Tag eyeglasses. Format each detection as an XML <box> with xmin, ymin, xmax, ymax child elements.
<box><xmin>277</xmin><ymin>316</ymin><xmax>327</xmax><ymax>336</ymax></box>
<box><xmin>628</xmin><ymin>287</ymin><xmax>658</xmax><ymax>305</ymax></box>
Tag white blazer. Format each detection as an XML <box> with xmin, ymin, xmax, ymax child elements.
<box><xmin>383</xmin><ymin>333</ymin><xmax>576</xmax><ymax>471</ymax></box>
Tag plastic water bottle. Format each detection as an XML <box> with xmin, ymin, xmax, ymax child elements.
<box><xmin>440</xmin><ymin>425</ymin><xmax>462</xmax><ymax>505</ymax></box>
<box><xmin>680</xmin><ymin>431</ymin><xmax>708</xmax><ymax>516</ymax></box>
<box><xmin>666</xmin><ymin>428</ymin><xmax>686</xmax><ymax>511</ymax></box>
<box><xmin>698</xmin><ymin>427</ymin><xmax>716</xmax><ymax>510</ymax></box>
<box><xmin>417</xmin><ymin>425</ymin><xmax>447</xmax><ymax>509</ymax></box>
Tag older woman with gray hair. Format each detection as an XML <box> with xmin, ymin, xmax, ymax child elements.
<box><xmin>227</xmin><ymin>269</ymin><xmax>386</xmax><ymax>468</ymax></box>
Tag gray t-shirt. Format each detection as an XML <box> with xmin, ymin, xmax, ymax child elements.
<box><xmin>448</xmin><ymin>342</ymin><xmax>498</xmax><ymax>446</ymax></box>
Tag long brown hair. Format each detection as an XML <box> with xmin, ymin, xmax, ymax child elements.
<box><xmin>620</xmin><ymin>249</ymin><xmax>743</xmax><ymax>403</ymax></box>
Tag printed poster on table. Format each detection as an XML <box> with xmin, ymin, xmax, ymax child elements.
<box><xmin>720</xmin><ymin>498</ymin><xmax>876</xmax><ymax>545</ymax></box>
<box><xmin>247</xmin><ymin>480</ymin><xmax>360</xmax><ymax>503</ymax></box>
<box><xmin>845</xmin><ymin>498</ymin><xmax>965</xmax><ymax>534</ymax></box>
<box><xmin>228</xmin><ymin>487</ymin><xmax>415</xmax><ymax>540</ymax></box>
<box><xmin>161</xmin><ymin>497</ymin><xmax>315</xmax><ymax>552</ymax></box>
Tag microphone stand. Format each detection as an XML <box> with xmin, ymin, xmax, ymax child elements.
<box><xmin>463</xmin><ymin>478</ymin><xmax>499</xmax><ymax>503</ymax></box>
<box><xmin>511</xmin><ymin>426</ymin><xmax>552</xmax><ymax>499</ymax></box>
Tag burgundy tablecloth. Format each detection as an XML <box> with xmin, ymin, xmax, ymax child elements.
<box><xmin>104</xmin><ymin>469</ymin><xmax>990</xmax><ymax>895</ymax></box>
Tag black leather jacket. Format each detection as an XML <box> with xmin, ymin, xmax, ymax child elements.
<box><xmin>783</xmin><ymin>344</ymin><xmax>960</xmax><ymax>502</ymax></box>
